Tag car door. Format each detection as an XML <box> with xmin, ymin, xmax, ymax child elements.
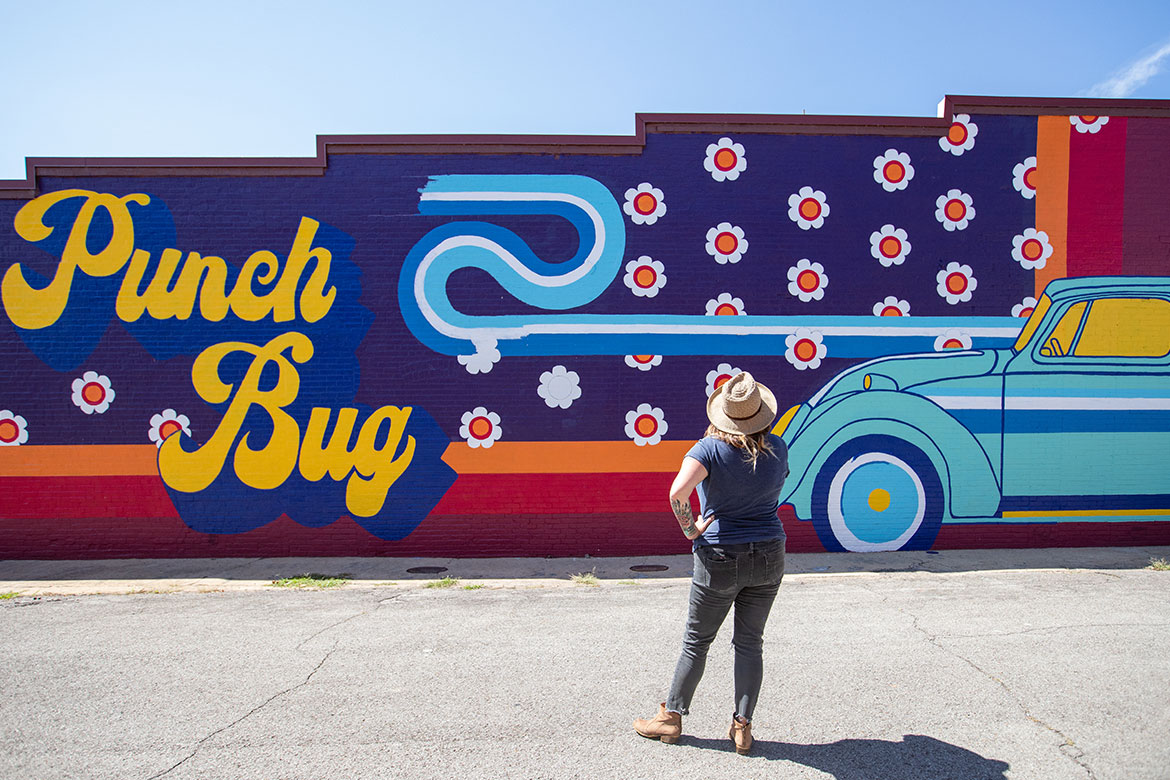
<box><xmin>1000</xmin><ymin>294</ymin><xmax>1170</xmax><ymax>514</ymax></box>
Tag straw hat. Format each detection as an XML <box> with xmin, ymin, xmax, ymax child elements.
<box><xmin>706</xmin><ymin>371</ymin><xmax>778</xmax><ymax>435</ymax></box>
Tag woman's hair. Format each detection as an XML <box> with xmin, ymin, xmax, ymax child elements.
<box><xmin>705</xmin><ymin>424</ymin><xmax>774</xmax><ymax>470</ymax></box>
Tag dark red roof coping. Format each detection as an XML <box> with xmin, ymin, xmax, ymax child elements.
<box><xmin>3</xmin><ymin>95</ymin><xmax>1169</xmax><ymax>199</ymax></box>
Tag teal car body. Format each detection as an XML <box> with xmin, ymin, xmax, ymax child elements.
<box><xmin>776</xmin><ymin>276</ymin><xmax>1170</xmax><ymax>552</ymax></box>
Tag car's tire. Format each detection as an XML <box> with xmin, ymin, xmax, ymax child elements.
<box><xmin>810</xmin><ymin>435</ymin><xmax>944</xmax><ymax>552</ymax></box>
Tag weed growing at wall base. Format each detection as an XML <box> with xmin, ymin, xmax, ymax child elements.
<box><xmin>571</xmin><ymin>571</ymin><xmax>600</xmax><ymax>587</ymax></box>
<box><xmin>0</xmin><ymin>592</ymin><xmax>18</xmax><ymax>599</ymax></box>
<box><xmin>425</xmin><ymin>577</ymin><xmax>460</xmax><ymax>588</ymax></box>
<box><xmin>269</xmin><ymin>573</ymin><xmax>351</xmax><ymax>589</ymax></box>
<box><xmin>1148</xmin><ymin>557</ymin><xmax>1170</xmax><ymax>571</ymax></box>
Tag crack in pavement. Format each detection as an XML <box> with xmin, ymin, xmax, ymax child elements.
<box><xmin>144</xmin><ymin>639</ymin><xmax>339</xmax><ymax>780</ymax></box>
<box><xmin>858</xmin><ymin>580</ymin><xmax>1098</xmax><ymax>780</ymax></box>
<box><xmin>144</xmin><ymin>592</ymin><xmax>404</xmax><ymax>780</ymax></box>
<box><xmin>934</xmin><ymin>621</ymin><xmax>1169</xmax><ymax>640</ymax></box>
<box><xmin>294</xmin><ymin>590</ymin><xmax>406</xmax><ymax>652</ymax></box>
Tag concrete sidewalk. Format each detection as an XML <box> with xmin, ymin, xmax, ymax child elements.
<box><xmin>2</xmin><ymin>547</ymin><xmax>1168</xmax><ymax>779</ymax></box>
<box><xmin>2</xmin><ymin>545</ymin><xmax>1168</xmax><ymax>595</ymax></box>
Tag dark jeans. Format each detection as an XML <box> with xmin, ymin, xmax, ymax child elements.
<box><xmin>665</xmin><ymin>539</ymin><xmax>784</xmax><ymax>722</ymax></box>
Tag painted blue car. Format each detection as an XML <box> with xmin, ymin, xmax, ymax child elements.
<box><xmin>773</xmin><ymin>276</ymin><xmax>1170</xmax><ymax>551</ymax></box>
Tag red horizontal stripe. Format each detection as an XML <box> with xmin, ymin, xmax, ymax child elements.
<box><xmin>0</xmin><ymin>476</ymin><xmax>179</xmax><ymax>519</ymax></box>
<box><xmin>430</xmin><ymin>472</ymin><xmax>680</xmax><ymax>515</ymax></box>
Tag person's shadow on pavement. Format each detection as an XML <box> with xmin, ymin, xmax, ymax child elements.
<box><xmin>680</xmin><ymin>733</ymin><xmax>1010</xmax><ymax>779</ymax></box>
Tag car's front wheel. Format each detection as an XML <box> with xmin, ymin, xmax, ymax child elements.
<box><xmin>810</xmin><ymin>435</ymin><xmax>944</xmax><ymax>552</ymax></box>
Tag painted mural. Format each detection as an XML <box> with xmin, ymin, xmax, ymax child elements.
<box><xmin>1</xmin><ymin>97</ymin><xmax>1168</xmax><ymax>558</ymax></box>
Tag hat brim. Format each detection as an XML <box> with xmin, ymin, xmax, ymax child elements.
<box><xmin>706</xmin><ymin>380</ymin><xmax>779</xmax><ymax>435</ymax></box>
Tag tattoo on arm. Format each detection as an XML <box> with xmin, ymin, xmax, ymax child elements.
<box><xmin>671</xmin><ymin>497</ymin><xmax>697</xmax><ymax>538</ymax></box>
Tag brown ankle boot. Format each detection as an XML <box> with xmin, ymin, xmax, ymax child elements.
<box><xmin>729</xmin><ymin>716</ymin><xmax>752</xmax><ymax>754</ymax></box>
<box><xmin>633</xmin><ymin>703</ymin><xmax>682</xmax><ymax>744</ymax></box>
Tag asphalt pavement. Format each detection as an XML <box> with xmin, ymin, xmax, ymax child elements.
<box><xmin>1</xmin><ymin>546</ymin><xmax>1168</xmax><ymax>780</ymax></box>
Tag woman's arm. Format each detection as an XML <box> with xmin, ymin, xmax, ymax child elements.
<box><xmin>669</xmin><ymin>456</ymin><xmax>711</xmax><ymax>540</ymax></box>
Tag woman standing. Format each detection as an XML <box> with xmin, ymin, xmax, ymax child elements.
<box><xmin>633</xmin><ymin>372</ymin><xmax>788</xmax><ymax>755</ymax></box>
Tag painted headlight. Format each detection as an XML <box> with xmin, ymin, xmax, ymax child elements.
<box><xmin>863</xmin><ymin>373</ymin><xmax>897</xmax><ymax>391</ymax></box>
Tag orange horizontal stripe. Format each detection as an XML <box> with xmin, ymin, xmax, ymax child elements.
<box><xmin>0</xmin><ymin>445</ymin><xmax>159</xmax><ymax>476</ymax></box>
<box><xmin>2</xmin><ymin>442</ymin><xmax>690</xmax><ymax>478</ymax></box>
<box><xmin>442</xmin><ymin>441</ymin><xmax>690</xmax><ymax>474</ymax></box>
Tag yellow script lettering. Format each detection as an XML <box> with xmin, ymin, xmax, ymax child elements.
<box><xmin>160</xmin><ymin>331</ymin><xmax>312</xmax><ymax>492</ymax></box>
<box><xmin>161</xmin><ymin>333</ymin><xmax>417</xmax><ymax>518</ymax></box>
<box><xmin>3</xmin><ymin>190</ymin><xmax>149</xmax><ymax>329</ymax></box>
<box><xmin>5</xmin><ymin>189</ymin><xmax>337</xmax><ymax>328</ymax></box>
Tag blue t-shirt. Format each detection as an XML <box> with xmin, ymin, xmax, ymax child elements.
<box><xmin>686</xmin><ymin>434</ymin><xmax>788</xmax><ymax>547</ymax></box>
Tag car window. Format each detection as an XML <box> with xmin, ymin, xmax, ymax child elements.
<box><xmin>1072</xmin><ymin>298</ymin><xmax>1170</xmax><ymax>358</ymax></box>
<box><xmin>1038</xmin><ymin>302</ymin><xmax>1087</xmax><ymax>358</ymax></box>
<box><xmin>1012</xmin><ymin>294</ymin><xmax>1051</xmax><ymax>352</ymax></box>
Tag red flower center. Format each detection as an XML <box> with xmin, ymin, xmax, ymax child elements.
<box><xmin>798</xmin><ymin>198</ymin><xmax>821</xmax><ymax>221</ymax></box>
<box><xmin>468</xmin><ymin>417</ymin><xmax>493</xmax><ymax>440</ymax></box>
<box><xmin>879</xmin><ymin>236</ymin><xmax>902</xmax><ymax>258</ymax></box>
<box><xmin>714</xmin><ymin>232</ymin><xmax>738</xmax><ymax>255</ymax></box>
<box><xmin>634</xmin><ymin>415</ymin><xmax>658</xmax><ymax>437</ymax></box>
<box><xmin>944</xmin><ymin>199</ymin><xmax>967</xmax><ymax>222</ymax></box>
<box><xmin>82</xmin><ymin>382</ymin><xmax>106</xmax><ymax>405</ymax></box>
<box><xmin>633</xmin><ymin>266</ymin><xmax>657</xmax><ymax>288</ymax></box>
<box><xmin>713</xmin><ymin>148</ymin><xmax>738</xmax><ymax>171</ymax></box>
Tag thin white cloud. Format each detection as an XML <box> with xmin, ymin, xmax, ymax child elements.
<box><xmin>1089</xmin><ymin>39</ymin><xmax>1170</xmax><ymax>97</ymax></box>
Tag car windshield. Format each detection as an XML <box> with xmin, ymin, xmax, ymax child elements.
<box><xmin>1012</xmin><ymin>294</ymin><xmax>1052</xmax><ymax>353</ymax></box>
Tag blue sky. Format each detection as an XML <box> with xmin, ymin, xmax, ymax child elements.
<box><xmin>2</xmin><ymin>0</ymin><xmax>1169</xmax><ymax>180</ymax></box>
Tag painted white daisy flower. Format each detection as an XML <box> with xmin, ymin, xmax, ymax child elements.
<box><xmin>1070</xmin><ymin>115</ymin><xmax>1109</xmax><ymax>134</ymax></box>
<box><xmin>788</xmin><ymin>186</ymin><xmax>829</xmax><ymax>230</ymax></box>
<box><xmin>935</xmin><ymin>189</ymin><xmax>975</xmax><ymax>231</ymax></box>
<box><xmin>936</xmin><ymin>262</ymin><xmax>977</xmax><ymax>304</ymax></box>
<box><xmin>625</xmin><ymin>403</ymin><xmax>668</xmax><ymax>446</ymax></box>
<box><xmin>457</xmin><ymin>340</ymin><xmax>501</xmax><ymax>375</ymax></box>
<box><xmin>872</xmin><ymin>296</ymin><xmax>910</xmax><ymax>317</ymax></box>
<box><xmin>704</xmin><ymin>137</ymin><xmax>747</xmax><ymax>181</ymax></box>
<box><xmin>624</xmin><ymin>354</ymin><xmax>662</xmax><ymax>372</ymax></box>
<box><xmin>1012</xmin><ymin>296</ymin><xmax>1039</xmax><ymax>319</ymax></box>
<box><xmin>459</xmin><ymin>407</ymin><xmax>502</xmax><ymax>449</ymax></box>
<box><xmin>934</xmin><ymin>330</ymin><xmax>973</xmax><ymax>351</ymax></box>
<box><xmin>537</xmin><ymin>365</ymin><xmax>582</xmax><ymax>410</ymax></box>
<box><xmin>1013</xmin><ymin>156</ymin><xmax>1037</xmax><ymax>199</ymax></box>
<box><xmin>785</xmin><ymin>329</ymin><xmax>826</xmax><ymax>371</ymax></box>
<box><xmin>71</xmin><ymin>371</ymin><xmax>115</xmax><ymax>414</ymax></box>
<box><xmin>0</xmin><ymin>410</ymin><xmax>29</xmax><ymax>446</ymax></box>
<box><xmin>623</xmin><ymin>257</ymin><xmax>667</xmax><ymax>297</ymax></box>
<box><xmin>623</xmin><ymin>182</ymin><xmax>666</xmax><ymax>225</ymax></box>
<box><xmin>870</xmin><ymin>225</ymin><xmax>911</xmax><ymax>267</ymax></box>
<box><xmin>148</xmin><ymin>409</ymin><xmax>192</xmax><ymax>447</ymax></box>
<box><xmin>873</xmin><ymin>149</ymin><xmax>914</xmax><ymax>192</ymax></box>
<box><xmin>705</xmin><ymin>223</ymin><xmax>748</xmax><ymax>264</ymax></box>
<box><xmin>787</xmin><ymin>259</ymin><xmax>828</xmax><ymax>302</ymax></box>
<box><xmin>705</xmin><ymin>362</ymin><xmax>742</xmax><ymax>397</ymax></box>
<box><xmin>1011</xmin><ymin>228</ymin><xmax>1054</xmax><ymax>270</ymax></box>
<box><xmin>705</xmin><ymin>293</ymin><xmax>746</xmax><ymax>316</ymax></box>
<box><xmin>939</xmin><ymin>114</ymin><xmax>978</xmax><ymax>155</ymax></box>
